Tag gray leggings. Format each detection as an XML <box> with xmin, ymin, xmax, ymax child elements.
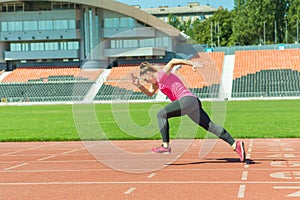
<box><xmin>157</xmin><ymin>96</ymin><xmax>235</xmax><ymax>146</ymax></box>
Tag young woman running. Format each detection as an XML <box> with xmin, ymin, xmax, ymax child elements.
<box><xmin>130</xmin><ymin>59</ymin><xmax>246</xmax><ymax>162</ymax></box>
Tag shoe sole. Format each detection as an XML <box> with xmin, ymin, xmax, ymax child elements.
<box><xmin>151</xmin><ymin>151</ymin><xmax>171</xmax><ymax>154</ymax></box>
<box><xmin>240</xmin><ymin>141</ymin><xmax>246</xmax><ymax>162</ymax></box>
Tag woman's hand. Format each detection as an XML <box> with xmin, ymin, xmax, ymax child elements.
<box><xmin>169</xmin><ymin>59</ymin><xmax>203</xmax><ymax>71</ymax></box>
<box><xmin>191</xmin><ymin>61</ymin><xmax>204</xmax><ymax>71</ymax></box>
<box><xmin>130</xmin><ymin>74</ymin><xmax>142</xmax><ymax>88</ymax></box>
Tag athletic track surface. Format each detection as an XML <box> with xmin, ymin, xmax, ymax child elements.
<box><xmin>0</xmin><ymin>139</ymin><xmax>299</xmax><ymax>200</ymax></box>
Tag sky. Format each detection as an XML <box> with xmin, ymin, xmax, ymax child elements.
<box><xmin>115</xmin><ymin>0</ymin><xmax>234</xmax><ymax>10</ymax></box>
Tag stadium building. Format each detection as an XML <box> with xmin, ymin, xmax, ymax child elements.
<box><xmin>140</xmin><ymin>2</ymin><xmax>219</xmax><ymax>23</ymax></box>
<box><xmin>0</xmin><ymin>0</ymin><xmax>188</xmax><ymax>70</ymax></box>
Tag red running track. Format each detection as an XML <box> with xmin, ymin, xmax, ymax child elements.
<box><xmin>0</xmin><ymin>139</ymin><xmax>299</xmax><ymax>200</ymax></box>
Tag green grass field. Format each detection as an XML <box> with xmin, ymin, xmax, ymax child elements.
<box><xmin>0</xmin><ymin>100</ymin><xmax>299</xmax><ymax>142</ymax></box>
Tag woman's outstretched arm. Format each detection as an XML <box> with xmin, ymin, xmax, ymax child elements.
<box><xmin>130</xmin><ymin>74</ymin><xmax>158</xmax><ymax>97</ymax></box>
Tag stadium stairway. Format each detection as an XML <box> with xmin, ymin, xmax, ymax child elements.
<box><xmin>83</xmin><ymin>69</ymin><xmax>111</xmax><ymax>103</ymax></box>
<box><xmin>220</xmin><ymin>55</ymin><xmax>235</xmax><ymax>100</ymax></box>
<box><xmin>0</xmin><ymin>72</ymin><xmax>11</xmax><ymax>82</ymax></box>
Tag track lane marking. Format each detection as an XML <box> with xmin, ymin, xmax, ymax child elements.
<box><xmin>5</xmin><ymin>163</ymin><xmax>28</xmax><ymax>171</ymax></box>
<box><xmin>147</xmin><ymin>173</ymin><xmax>156</xmax><ymax>178</ymax></box>
<box><xmin>237</xmin><ymin>185</ymin><xmax>246</xmax><ymax>198</ymax></box>
<box><xmin>124</xmin><ymin>187</ymin><xmax>136</xmax><ymax>194</ymax></box>
<box><xmin>1</xmin><ymin>181</ymin><xmax>300</xmax><ymax>185</ymax></box>
<box><xmin>241</xmin><ymin>171</ymin><xmax>248</xmax><ymax>181</ymax></box>
<box><xmin>38</xmin><ymin>155</ymin><xmax>55</xmax><ymax>161</ymax></box>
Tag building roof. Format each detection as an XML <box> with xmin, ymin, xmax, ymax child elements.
<box><xmin>142</xmin><ymin>4</ymin><xmax>218</xmax><ymax>15</ymax></box>
<box><xmin>0</xmin><ymin>0</ymin><xmax>181</xmax><ymax>37</ymax></box>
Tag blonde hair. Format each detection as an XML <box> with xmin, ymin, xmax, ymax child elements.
<box><xmin>140</xmin><ymin>62</ymin><xmax>160</xmax><ymax>76</ymax></box>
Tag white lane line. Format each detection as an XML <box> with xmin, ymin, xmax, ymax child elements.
<box><xmin>38</xmin><ymin>155</ymin><xmax>55</xmax><ymax>161</ymax></box>
<box><xmin>124</xmin><ymin>187</ymin><xmax>136</xmax><ymax>195</ymax></box>
<box><xmin>1</xmin><ymin>181</ymin><xmax>300</xmax><ymax>186</ymax></box>
<box><xmin>246</xmin><ymin>153</ymin><xmax>251</xmax><ymax>160</ymax></box>
<box><xmin>62</xmin><ymin>149</ymin><xmax>79</xmax><ymax>155</ymax></box>
<box><xmin>274</xmin><ymin>186</ymin><xmax>300</xmax><ymax>189</ymax></box>
<box><xmin>241</xmin><ymin>171</ymin><xmax>248</xmax><ymax>181</ymax></box>
<box><xmin>284</xmin><ymin>154</ymin><xmax>295</xmax><ymax>158</ymax></box>
<box><xmin>5</xmin><ymin>163</ymin><xmax>28</xmax><ymax>171</ymax></box>
<box><xmin>28</xmin><ymin>145</ymin><xmax>46</xmax><ymax>150</ymax></box>
<box><xmin>237</xmin><ymin>185</ymin><xmax>246</xmax><ymax>198</ymax></box>
<box><xmin>2</xmin><ymin>150</ymin><xmax>24</xmax><ymax>156</ymax></box>
<box><xmin>249</xmin><ymin>139</ymin><xmax>253</xmax><ymax>147</ymax></box>
<box><xmin>274</xmin><ymin>186</ymin><xmax>300</xmax><ymax>197</ymax></box>
<box><xmin>147</xmin><ymin>173</ymin><xmax>156</xmax><ymax>178</ymax></box>
<box><xmin>0</xmin><ymin>168</ymin><xmax>281</xmax><ymax>173</ymax></box>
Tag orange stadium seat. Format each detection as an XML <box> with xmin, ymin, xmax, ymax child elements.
<box><xmin>176</xmin><ymin>52</ymin><xmax>224</xmax><ymax>88</ymax></box>
<box><xmin>233</xmin><ymin>49</ymin><xmax>300</xmax><ymax>79</ymax></box>
<box><xmin>1</xmin><ymin>67</ymin><xmax>103</xmax><ymax>83</ymax></box>
<box><xmin>232</xmin><ymin>49</ymin><xmax>300</xmax><ymax>98</ymax></box>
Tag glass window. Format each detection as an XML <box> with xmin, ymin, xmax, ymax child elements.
<box><xmin>38</xmin><ymin>20</ymin><xmax>53</xmax><ymax>30</ymax></box>
<box><xmin>140</xmin><ymin>38</ymin><xmax>155</xmax><ymax>47</ymax></box>
<box><xmin>120</xmin><ymin>18</ymin><xmax>129</xmax><ymax>28</ymax></box>
<box><xmin>123</xmin><ymin>40</ymin><xmax>138</xmax><ymax>48</ymax></box>
<box><xmin>155</xmin><ymin>37</ymin><xmax>169</xmax><ymax>47</ymax></box>
<box><xmin>7</xmin><ymin>4</ymin><xmax>14</xmax><ymax>12</ymax></box>
<box><xmin>8</xmin><ymin>22</ymin><xmax>16</xmax><ymax>31</ymax></box>
<box><xmin>69</xmin><ymin>20</ymin><xmax>76</xmax><ymax>29</ymax></box>
<box><xmin>104</xmin><ymin>18</ymin><xmax>119</xmax><ymax>28</ymax></box>
<box><xmin>1</xmin><ymin>22</ymin><xmax>7</xmax><ymax>31</ymax></box>
<box><xmin>119</xmin><ymin>18</ymin><xmax>135</xmax><ymax>28</ymax></box>
<box><xmin>111</xmin><ymin>40</ymin><xmax>116</xmax><ymax>48</ymax></box>
<box><xmin>22</xmin><ymin>43</ymin><xmax>29</xmax><ymax>51</ymax></box>
<box><xmin>38</xmin><ymin>21</ymin><xmax>47</xmax><ymax>30</ymax></box>
<box><xmin>15</xmin><ymin>21</ymin><xmax>22</xmax><ymax>31</ymax></box>
<box><xmin>155</xmin><ymin>37</ymin><xmax>163</xmax><ymax>47</ymax></box>
<box><xmin>54</xmin><ymin>20</ymin><xmax>68</xmax><ymax>30</ymax></box>
<box><xmin>115</xmin><ymin>40</ymin><xmax>123</xmax><ymax>48</ymax></box>
<box><xmin>112</xmin><ymin>18</ymin><xmax>119</xmax><ymax>28</ymax></box>
<box><xmin>11</xmin><ymin>43</ymin><xmax>21</xmax><ymax>51</ymax></box>
<box><xmin>128</xmin><ymin>18</ymin><xmax>135</xmax><ymax>27</ymax></box>
<box><xmin>68</xmin><ymin>41</ymin><xmax>79</xmax><ymax>50</ymax></box>
<box><xmin>162</xmin><ymin>37</ymin><xmax>169</xmax><ymax>46</ymax></box>
<box><xmin>104</xmin><ymin>18</ymin><xmax>112</xmax><ymax>28</ymax></box>
<box><xmin>48</xmin><ymin>20</ymin><xmax>53</xmax><ymax>30</ymax></box>
<box><xmin>45</xmin><ymin>42</ymin><xmax>58</xmax><ymax>50</ymax></box>
<box><xmin>24</xmin><ymin>21</ymin><xmax>37</xmax><ymax>31</ymax></box>
<box><xmin>60</xmin><ymin>41</ymin><xmax>68</xmax><ymax>50</ymax></box>
<box><xmin>31</xmin><ymin>43</ymin><xmax>44</xmax><ymax>51</ymax></box>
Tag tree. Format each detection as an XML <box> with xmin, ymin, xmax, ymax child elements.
<box><xmin>190</xmin><ymin>18</ymin><xmax>211</xmax><ymax>45</ymax></box>
<box><xmin>273</xmin><ymin>0</ymin><xmax>290</xmax><ymax>43</ymax></box>
<box><xmin>287</xmin><ymin>0</ymin><xmax>300</xmax><ymax>43</ymax></box>
<box><xmin>230</xmin><ymin>0</ymin><xmax>253</xmax><ymax>45</ymax></box>
<box><xmin>165</xmin><ymin>0</ymin><xmax>294</xmax><ymax>46</ymax></box>
<box><xmin>167</xmin><ymin>14</ymin><xmax>181</xmax><ymax>29</ymax></box>
<box><xmin>231</xmin><ymin>0</ymin><xmax>289</xmax><ymax>45</ymax></box>
<box><xmin>209</xmin><ymin>9</ymin><xmax>233</xmax><ymax>46</ymax></box>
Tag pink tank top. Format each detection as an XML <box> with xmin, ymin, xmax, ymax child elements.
<box><xmin>157</xmin><ymin>71</ymin><xmax>196</xmax><ymax>101</ymax></box>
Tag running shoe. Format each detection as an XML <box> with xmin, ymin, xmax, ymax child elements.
<box><xmin>152</xmin><ymin>145</ymin><xmax>171</xmax><ymax>154</ymax></box>
<box><xmin>235</xmin><ymin>141</ymin><xmax>246</xmax><ymax>162</ymax></box>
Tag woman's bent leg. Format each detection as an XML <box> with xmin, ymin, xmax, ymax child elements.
<box><xmin>187</xmin><ymin>99</ymin><xmax>235</xmax><ymax>146</ymax></box>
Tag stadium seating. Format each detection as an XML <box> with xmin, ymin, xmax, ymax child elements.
<box><xmin>94</xmin><ymin>66</ymin><xmax>157</xmax><ymax>101</ymax></box>
<box><xmin>0</xmin><ymin>67</ymin><xmax>102</xmax><ymax>102</ymax></box>
<box><xmin>0</xmin><ymin>81</ymin><xmax>94</xmax><ymax>102</ymax></box>
<box><xmin>2</xmin><ymin>48</ymin><xmax>300</xmax><ymax>103</ymax></box>
<box><xmin>176</xmin><ymin>52</ymin><xmax>224</xmax><ymax>98</ymax></box>
<box><xmin>1</xmin><ymin>67</ymin><xmax>102</xmax><ymax>83</ymax></box>
<box><xmin>95</xmin><ymin>52</ymin><xmax>225</xmax><ymax>101</ymax></box>
<box><xmin>232</xmin><ymin>49</ymin><xmax>300</xmax><ymax>97</ymax></box>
